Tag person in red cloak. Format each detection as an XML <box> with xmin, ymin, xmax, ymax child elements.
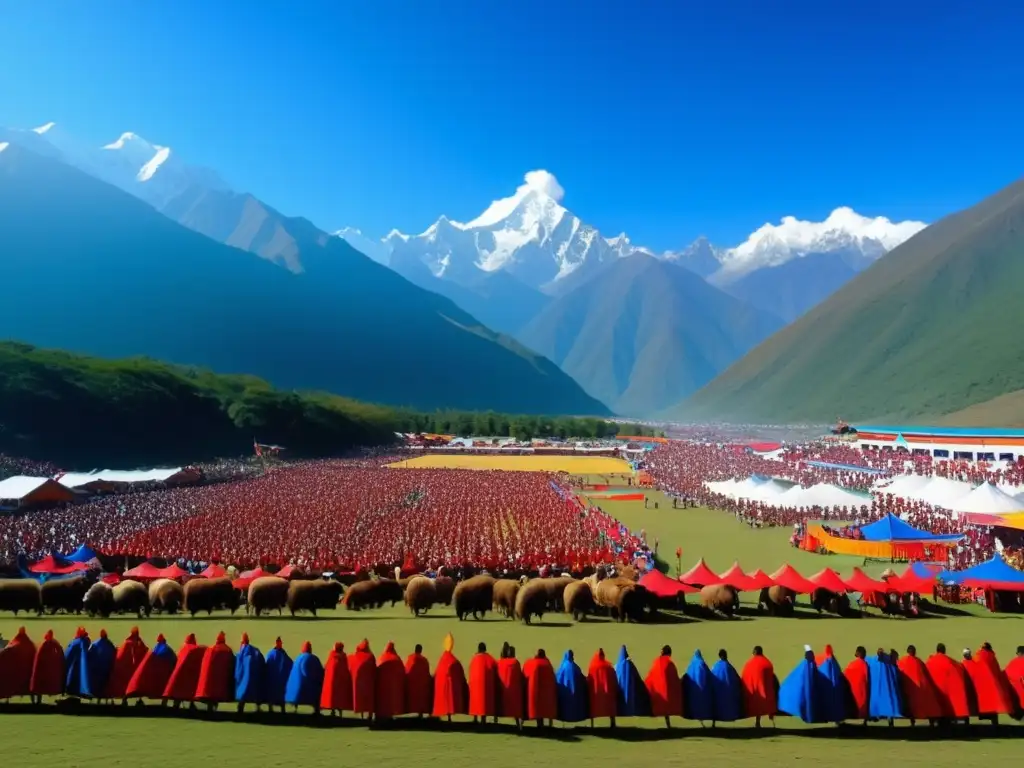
<box><xmin>126</xmin><ymin>633</ymin><xmax>176</xmax><ymax>702</ymax></box>
<box><xmin>843</xmin><ymin>646</ymin><xmax>870</xmax><ymax>724</ymax></box>
<box><xmin>896</xmin><ymin>644</ymin><xmax>943</xmax><ymax>726</ymax></box>
<box><xmin>740</xmin><ymin>645</ymin><xmax>776</xmax><ymax>728</ymax></box>
<box><xmin>375</xmin><ymin>641</ymin><xmax>406</xmax><ymax>720</ymax></box>
<box><xmin>433</xmin><ymin>633</ymin><xmax>468</xmax><ymax>721</ymax></box>
<box><xmin>349</xmin><ymin>639</ymin><xmax>376</xmax><ymax>719</ymax></box>
<box><xmin>30</xmin><ymin>629</ymin><xmax>64</xmax><ymax>703</ymax></box>
<box><xmin>587</xmin><ymin>647</ymin><xmax>617</xmax><ymax>727</ymax></box>
<box><xmin>523</xmin><ymin>648</ymin><xmax>557</xmax><ymax>727</ymax></box>
<box><xmin>321</xmin><ymin>641</ymin><xmax>353</xmax><ymax>716</ymax></box>
<box><xmin>0</xmin><ymin>627</ymin><xmax>36</xmax><ymax>701</ymax></box>
<box><xmin>164</xmin><ymin>633</ymin><xmax>207</xmax><ymax>709</ymax></box>
<box><xmin>195</xmin><ymin>632</ymin><xmax>235</xmax><ymax>710</ymax></box>
<box><xmin>966</xmin><ymin>643</ymin><xmax>1015</xmax><ymax>723</ymax></box>
<box><xmin>1005</xmin><ymin>646</ymin><xmax>1024</xmax><ymax>716</ymax></box>
<box><xmin>105</xmin><ymin>626</ymin><xmax>149</xmax><ymax>705</ymax></box>
<box><xmin>926</xmin><ymin>643</ymin><xmax>973</xmax><ymax>725</ymax></box>
<box><xmin>497</xmin><ymin>643</ymin><xmax>524</xmax><ymax>728</ymax></box>
<box><xmin>645</xmin><ymin>644</ymin><xmax>682</xmax><ymax>726</ymax></box>
<box><xmin>404</xmin><ymin>643</ymin><xmax>433</xmax><ymax>717</ymax></box>
<box><xmin>469</xmin><ymin>641</ymin><xmax>499</xmax><ymax>724</ymax></box>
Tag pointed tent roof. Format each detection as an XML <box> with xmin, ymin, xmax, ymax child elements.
<box><xmin>718</xmin><ymin>562</ymin><xmax>759</xmax><ymax>591</ymax></box>
<box><xmin>27</xmin><ymin>554</ymin><xmax>89</xmax><ymax>574</ymax></box>
<box><xmin>886</xmin><ymin>564</ymin><xmax>939</xmax><ymax>593</ymax></box>
<box><xmin>639</xmin><ymin>569</ymin><xmax>699</xmax><ymax>596</ymax></box>
<box><xmin>809</xmin><ymin>568</ymin><xmax>849</xmax><ymax>593</ymax></box>
<box><xmin>276</xmin><ymin>564</ymin><xmax>301</xmax><ymax>579</ymax></box>
<box><xmin>858</xmin><ymin>513</ymin><xmax>964</xmax><ymax>543</ymax></box>
<box><xmin>200</xmin><ymin>563</ymin><xmax>227</xmax><ymax>579</ymax></box>
<box><xmin>65</xmin><ymin>544</ymin><xmax>100</xmax><ymax>563</ymax></box>
<box><xmin>769</xmin><ymin>564</ymin><xmax>818</xmax><ymax>594</ymax></box>
<box><xmin>842</xmin><ymin>567</ymin><xmax>889</xmax><ymax>594</ymax></box>
<box><xmin>124</xmin><ymin>562</ymin><xmax>163</xmax><ymax>579</ymax></box>
<box><xmin>950</xmin><ymin>554</ymin><xmax>1024</xmax><ymax>591</ymax></box>
<box><xmin>679</xmin><ymin>558</ymin><xmax>722</xmax><ymax>587</ymax></box>
<box><xmin>745</xmin><ymin>569</ymin><xmax>776</xmax><ymax>589</ymax></box>
<box><xmin>157</xmin><ymin>563</ymin><xmax>188</xmax><ymax>580</ymax></box>
<box><xmin>947</xmin><ymin>481</ymin><xmax>1024</xmax><ymax>515</ymax></box>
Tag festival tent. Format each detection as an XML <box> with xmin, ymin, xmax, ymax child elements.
<box><xmin>745</xmin><ymin>569</ymin><xmax>777</xmax><ymax>589</ymax></box>
<box><xmin>808</xmin><ymin>568</ymin><xmax>849</xmax><ymax>593</ymax></box>
<box><xmin>233</xmin><ymin>567</ymin><xmax>269</xmax><ymax>590</ymax></box>
<box><xmin>946</xmin><ymin>482</ymin><xmax>1024</xmax><ymax>515</ymax></box>
<box><xmin>948</xmin><ymin>554</ymin><xmax>1024</xmax><ymax>591</ymax></box>
<box><xmin>768</xmin><ymin>564</ymin><xmax>818</xmax><ymax>594</ymax></box>
<box><xmin>718</xmin><ymin>562</ymin><xmax>759</xmax><ymax>591</ymax></box>
<box><xmin>158</xmin><ymin>563</ymin><xmax>189</xmax><ymax>580</ymax></box>
<box><xmin>27</xmin><ymin>555</ymin><xmax>89</xmax><ymax>575</ymax></box>
<box><xmin>858</xmin><ymin>514</ymin><xmax>964</xmax><ymax>544</ymax></box>
<box><xmin>679</xmin><ymin>558</ymin><xmax>722</xmax><ymax>587</ymax></box>
<box><xmin>704</xmin><ymin>480</ymin><xmax>738</xmax><ymax>496</ymax></box>
<box><xmin>744</xmin><ymin>479</ymin><xmax>797</xmax><ymax>502</ymax></box>
<box><xmin>885</xmin><ymin>564</ymin><xmax>939</xmax><ymax>594</ymax></box>
<box><xmin>639</xmin><ymin>569</ymin><xmax>699</xmax><ymax>596</ymax></box>
<box><xmin>874</xmin><ymin>474</ymin><xmax>932</xmax><ymax>496</ymax></box>
<box><xmin>124</xmin><ymin>562</ymin><xmax>163</xmax><ymax>579</ymax></box>
<box><xmin>914</xmin><ymin>477</ymin><xmax>975</xmax><ymax>508</ymax></box>
<box><xmin>200</xmin><ymin>564</ymin><xmax>227</xmax><ymax>579</ymax></box>
<box><xmin>66</xmin><ymin>544</ymin><xmax>100</xmax><ymax>564</ymax></box>
<box><xmin>779</xmin><ymin>483</ymin><xmax>869</xmax><ymax>509</ymax></box>
<box><xmin>0</xmin><ymin>476</ymin><xmax>76</xmax><ymax>508</ymax></box>
<box><xmin>276</xmin><ymin>565</ymin><xmax>301</xmax><ymax>579</ymax></box>
<box><xmin>842</xmin><ymin>567</ymin><xmax>890</xmax><ymax>594</ymax></box>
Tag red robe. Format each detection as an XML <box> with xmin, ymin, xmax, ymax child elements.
<box><xmin>468</xmin><ymin>652</ymin><xmax>499</xmax><ymax>717</ymax></box>
<box><xmin>404</xmin><ymin>652</ymin><xmax>433</xmax><ymax>715</ymax></box>
<box><xmin>30</xmin><ymin>630</ymin><xmax>64</xmax><ymax>697</ymax></box>
<box><xmin>926</xmin><ymin>653</ymin><xmax>974</xmax><ymax>718</ymax></box>
<box><xmin>1005</xmin><ymin>656</ymin><xmax>1024</xmax><ymax>712</ymax></box>
<box><xmin>645</xmin><ymin>655</ymin><xmax>683</xmax><ymax>717</ymax></box>
<box><xmin>349</xmin><ymin>641</ymin><xmax>376</xmax><ymax>715</ymax></box>
<box><xmin>195</xmin><ymin>633</ymin><xmax>235</xmax><ymax>703</ymax></box>
<box><xmin>897</xmin><ymin>654</ymin><xmax>943</xmax><ymax>720</ymax></box>
<box><xmin>522</xmin><ymin>656</ymin><xmax>557</xmax><ymax>721</ymax></box>
<box><xmin>843</xmin><ymin>657</ymin><xmax>870</xmax><ymax>719</ymax></box>
<box><xmin>967</xmin><ymin>648</ymin><xmax>1014</xmax><ymax>715</ymax></box>
<box><xmin>432</xmin><ymin>650</ymin><xmax>468</xmax><ymax>717</ymax></box>
<box><xmin>586</xmin><ymin>651</ymin><xmax>617</xmax><ymax>719</ymax></box>
<box><xmin>105</xmin><ymin>629</ymin><xmax>149</xmax><ymax>699</ymax></box>
<box><xmin>126</xmin><ymin>635</ymin><xmax>176</xmax><ymax>700</ymax></box>
<box><xmin>320</xmin><ymin>643</ymin><xmax>353</xmax><ymax>713</ymax></box>
<box><xmin>497</xmin><ymin>657</ymin><xmax>525</xmax><ymax>720</ymax></box>
<box><xmin>163</xmin><ymin>635</ymin><xmax>206</xmax><ymax>702</ymax></box>
<box><xmin>375</xmin><ymin>642</ymin><xmax>406</xmax><ymax>718</ymax></box>
<box><xmin>740</xmin><ymin>654</ymin><xmax>777</xmax><ymax>717</ymax></box>
<box><xmin>0</xmin><ymin>628</ymin><xmax>36</xmax><ymax>700</ymax></box>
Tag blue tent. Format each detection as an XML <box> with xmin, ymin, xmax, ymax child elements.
<box><xmin>66</xmin><ymin>544</ymin><xmax>100</xmax><ymax>563</ymax></box>
<box><xmin>941</xmin><ymin>554</ymin><xmax>1024</xmax><ymax>587</ymax></box>
<box><xmin>858</xmin><ymin>514</ymin><xmax>964</xmax><ymax>543</ymax></box>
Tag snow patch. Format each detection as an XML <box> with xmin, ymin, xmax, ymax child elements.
<box><xmin>137</xmin><ymin>145</ymin><xmax>171</xmax><ymax>181</ymax></box>
<box><xmin>0</xmin><ymin>142</ymin><xmax>9</xmax><ymax>153</ymax></box>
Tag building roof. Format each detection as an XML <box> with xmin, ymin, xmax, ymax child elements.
<box><xmin>854</xmin><ymin>424</ymin><xmax>1024</xmax><ymax>439</ymax></box>
<box><xmin>56</xmin><ymin>468</ymin><xmax>187</xmax><ymax>488</ymax></box>
<box><xmin>0</xmin><ymin>475</ymin><xmax>55</xmax><ymax>500</ymax></box>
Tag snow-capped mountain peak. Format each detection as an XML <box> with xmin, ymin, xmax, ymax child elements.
<box><xmin>462</xmin><ymin>169</ymin><xmax>566</xmax><ymax>229</ymax></box>
<box><xmin>32</xmin><ymin>122</ymin><xmax>56</xmax><ymax>135</ymax></box>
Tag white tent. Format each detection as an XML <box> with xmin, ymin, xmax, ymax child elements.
<box><xmin>705</xmin><ymin>479</ymin><xmax>738</xmax><ymax>496</ymax></box>
<box><xmin>0</xmin><ymin>475</ymin><xmax>52</xmax><ymax>500</ymax></box>
<box><xmin>947</xmin><ymin>481</ymin><xmax>1024</xmax><ymax>514</ymax></box>
<box><xmin>56</xmin><ymin>468</ymin><xmax>188</xmax><ymax>489</ymax></box>
<box><xmin>778</xmin><ymin>483</ymin><xmax>869</xmax><ymax>509</ymax></box>
<box><xmin>915</xmin><ymin>477</ymin><xmax>975</xmax><ymax>508</ymax></box>
<box><xmin>874</xmin><ymin>474</ymin><xmax>931</xmax><ymax>495</ymax></box>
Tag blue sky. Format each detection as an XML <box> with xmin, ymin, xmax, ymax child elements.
<box><xmin>2</xmin><ymin>1</ymin><xmax>1022</xmax><ymax>250</ymax></box>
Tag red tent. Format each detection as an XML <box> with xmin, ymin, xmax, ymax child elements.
<box><xmin>124</xmin><ymin>562</ymin><xmax>163</xmax><ymax>579</ymax></box>
<box><xmin>718</xmin><ymin>562</ymin><xmax>759</xmax><ymax>591</ymax></box>
<box><xmin>232</xmin><ymin>567</ymin><xmax>269</xmax><ymax>590</ymax></box>
<box><xmin>745</xmin><ymin>569</ymin><xmax>776</xmax><ymax>589</ymax></box>
<box><xmin>679</xmin><ymin>558</ymin><xmax>723</xmax><ymax>587</ymax></box>
<box><xmin>842</xmin><ymin>567</ymin><xmax>889</xmax><ymax>593</ymax></box>
<box><xmin>158</xmin><ymin>563</ymin><xmax>189</xmax><ymax>580</ymax></box>
<box><xmin>769</xmin><ymin>564</ymin><xmax>818</xmax><ymax>594</ymax></box>
<box><xmin>200</xmin><ymin>564</ymin><xmax>227</xmax><ymax>579</ymax></box>
<box><xmin>28</xmin><ymin>555</ymin><xmax>89</xmax><ymax>575</ymax></box>
<box><xmin>885</xmin><ymin>567</ymin><xmax>937</xmax><ymax>594</ymax></box>
<box><xmin>276</xmin><ymin>564</ymin><xmax>301</xmax><ymax>579</ymax></box>
<box><xmin>640</xmin><ymin>569</ymin><xmax>699</xmax><ymax>596</ymax></box>
<box><xmin>809</xmin><ymin>568</ymin><xmax>849</xmax><ymax>593</ymax></box>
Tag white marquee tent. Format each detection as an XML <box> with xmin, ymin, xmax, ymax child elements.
<box><xmin>946</xmin><ymin>481</ymin><xmax>1024</xmax><ymax>515</ymax></box>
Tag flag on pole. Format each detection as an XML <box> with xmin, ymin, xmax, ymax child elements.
<box><xmin>253</xmin><ymin>439</ymin><xmax>263</xmax><ymax>458</ymax></box>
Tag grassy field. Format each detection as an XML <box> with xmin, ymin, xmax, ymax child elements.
<box><xmin>388</xmin><ymin>454</ymin><xmax>634</xmax><ymax>473</ymax></box>
<box><xmin>1</xmin><ymin>488</ymin><xmax>1022</xmax><ymax>766</ymax></box>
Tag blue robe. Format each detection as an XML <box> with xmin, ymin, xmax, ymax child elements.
<box><xmin>83</xmin><ymin>636</ymin><xmax>116</xmax><ymax>699</ymax></box>
<box><xmin>284</xmin><ymin>650</ymin><xmax>324</xmax><ymax>707</ymax></box>
<box><xmin>555</xmin><ymin>652</ymin><xmax>588</xmax><ymax>723</ymax></box>
<box><xmin>866</xmin><ymin>656</ymin><xmax>902</xmax><ymax>719</ymax></box>
<box><xmin>614</xmin><ymin>646</ymin><xmax>650</xmax><ymax>716</ymax></box>
<box><xmin>265</xmin><ymin>646</ymin><xmax>293</xmax><ymax>706</ymax></box>
<box><xmin>816</xmin><ymin>656</ymin><xmax>846</xmax><ymax>723</ymax></box>
<box><xmin>235</xmin><ymin>643</ymin><xmax>266</xmax><ymax>704</ymax></box>
<box><xmin>683</xmin><ymin>650</ymin><xmax>715</xmax><ymax>721</ymax></box>
<box><xmin>778</xmin><ymin>658</ymin><xmax>818</xmax><ymax>723</ymax></box>
<box><xmin>710</xmin><ymin>659</ymin><xmax>743</xmax><ymax>722</ymax></box>
<box><xmin>64</xmin><ymin>636</ymin><xmax>91</xmax><ymax>698</ymax></box>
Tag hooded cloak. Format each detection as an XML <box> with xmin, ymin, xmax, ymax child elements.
<box><xmin>321</xmin><ymin>643</ymin><xmax>353</xmax><ymax>713</ymax></box>
<box><xmin>195</xmin><ymin>632</ymin><xmax>235</xmax><ymax>703</ymax></box>
<box><xmin>969</xmin><ymin>645</ymin><xmax>1014</xmax><ymax>715</ymax></box>
<box><xmin>375</xmin><ymin>642</ymin><xmax>406</xmax><ymax>718</ymax></box>
<box><xmin>555</xmin><ymin>650</ymin><xmax>588</xmax><ymax>723</ymax></box>
<box><xmin>105</xmin><ymin>627</ymin><xmax>148</xmax><ymax>699</ymax></box>
<box><xmin>163</xmin><ymin>634</ymin><xmax>206</xmax><ymax>702</ymax></box>
<box><xmin>265</xmin><ymin>638</ymin><xmax>293</xmax><ymax>707</ymax></box>
<box><xmin>897</xmin><ymin>652</ymin><xmax>943</xmax><ymax>720</ymax></box>
<box><xmin>127</xmin><ymin>634</ymin><xmax>177</xmax><ymax>700</ymax></box>
<box><xmin>926</xmin><ymin>652</ymin><xmax>973</xmax><ymax>719</ymax></box>
<box><xmin>1005</xmin><ymin>654</ymin><xmax>1024</xmax><ymax>713</ymax></box>
<box><xmin>778</xmin><ymin>656</ymin><xmax>818</xmax><ymax>722</ymax></box>
<box><xmin>645</xmin><ymin>650</ymin><xmax>682</xmax><ymax>718</ymax></box>
<box><xmin>711</xmin><ymin>656</ymin><xmax>743</xmax><ymax>722</ymax></box>
<box><xmin>523</xmin><ymin>651</ymin><xmax>557</xmax><ymax>721</ymax></box>
<box><xmin>866</xmin><ymin>653</ymin><xmax>902</xmax><ymax>719</ymax></box>
<box><xmin>285</xmin><ymin>641</ymin><xmax>324</xmax><ymax>708</ymax></box>
<box><xmin>683</xmin><ymin>650</ymin><xmax>715</xmax><ymax>721</ymax></box>
<box><xmin>84</xmin><ymin>630</ymin><xmax>117</xmax><ymax>699</ymax></box>
<box><xmin>234</xmin><ymin>634</ymin><xmax>266</xmax><ymax>704</ymax></box>
<box><xmin>815</xmin><ymin>646</ymin><xmax>846</xmax><ymax>724</ymax></box>
<box><xmin>614</xmin><ymin>645</ymin><xmax>649</xmax><ymax>717</ymax></box>
<box><xmin>587</xmin><ymin>649</ymin><xmax>618</xmax><ymax>720</ymax></box>
<box><xmin>349</xmin><ymin>639</ymin><xmax>377</xmax><ymax>715</ymax></box>
<box><xmin>468</xmin><ymin>648</ymin><xmax>499</xmax><ymax>718</ymax></box>
<box><xmin>740</xmin><ymin>652</ymin><xmax>777</xmax><ymax>718</ymax></box>
<box><xmin>843</xmin><ymin>656</ymin><xmax>870</xmax><ymax>720</ymax></box>
<box><xmin>63</xmin><ymin>628</ymin><xmax>91</xmax><ymax>698</ymax></box>
<box><xmin>0</xmin><ymin>627</ymin><xmax>36</xmax><ymax>700</ymax></box>
<box><xmin>403</xmin><ymin>647</ymin><xmax>431</xmax><ymax>715</ymax></box>
<box><xmin>30</xmin><ymin>629</ymin><xmax>65</xmax><ymax>697</ymax></box>
<box><xmin>432</xmin><ymin>634</ymin><xmax>468</xmax><ymax>717</ymax></box>
<box><xmin>496</xmin><ymin>650</ymin><xmax>524</xmax><ymax>720</ymax></box>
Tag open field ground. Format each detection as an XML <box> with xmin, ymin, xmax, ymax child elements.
<box><xmin>388</xmin><ymin>454</ymin><xmax>633</xmax><ymax>473</ymax></box>
<box><xmin>2</xmin><ymin>490</ymin><xmax>1022</xmax><ymax>766</ymax></box>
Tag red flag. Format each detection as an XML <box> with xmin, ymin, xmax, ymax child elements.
<box><xmin>253</xmin><ymin>439</ymin><xmax>263</xmax><ymax>458</ymax></box>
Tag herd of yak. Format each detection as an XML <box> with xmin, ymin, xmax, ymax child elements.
<box><xmin>0</xmin><ymin>566</ymin><xmax>891</xmax><ymax>623</ymax></box>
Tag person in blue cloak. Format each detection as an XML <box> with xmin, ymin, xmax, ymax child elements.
<box><xmin>683</xmin><ymin>649</ymin><xmax>715</xmax><ymax>726</ymax></box>
<box><xmin>815</xmin><ymin>645</ymin><xmax>846</xmax><ymax>726</ymax></box>
<box><xmin>867</xmin><ymin>648</ymin><xmax>903</xmax><ymax>726</ymax></box>
<box><xmin>285</xmin><ymin>641</ymin><xmax>324</xmax><ymax>713</ymax></box>
<box><xmin>84</xmin><ymin>629</ymin><xmax>117</xmax><ymax>702</ymax></box>
<box><xmin>265</xmin><ymin>637</ymin><xmax>293</xmax><ymax>714</ymax></box>
<box><xmin>710</xmin><ymin>649</ymin><xmax>743</xmax><ymax>724</ymax></box>
<box><xmin>555</xmin><ymin>650</ymin><xmax>588</xmax><ymax>723</ymax></box>
<box><xmin>63</xmin><ymin>628</ymin><xmax>91</xmax><ymax>699</ymax></box>
<box><xmin>614</xmin><ymin>646</ymin><xmax>650</xmax><ymax>717</ymax></box>
<box><xmin>235</xmin><ymin>633</ymin><xmax>266</xmax><ymax>714</ymax></box>
<box><xmin>778</xmin><ymin>645</ymin><xmax>820</xmax><ymax>723</ymax></box>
